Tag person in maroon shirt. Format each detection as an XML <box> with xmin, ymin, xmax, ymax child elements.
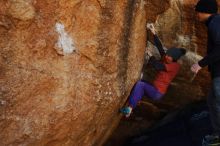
<box><xmin>120</xmin><ymin>25</ymin><xmax>186</xmax><ymax>117</ymax></box>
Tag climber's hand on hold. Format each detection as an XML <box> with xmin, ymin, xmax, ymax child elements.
<box><xmin>147</xmin><ymin>23</ymin><xmax>156</xmax><ymax>35</ymax></box>
<box><xmin>146</xmin><ymin>50</ymin><xmax>153</xmax><ymax>57</ymax></box>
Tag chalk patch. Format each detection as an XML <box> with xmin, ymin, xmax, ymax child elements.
<box><xmin>185</xmin><ymin>51</ymin><xmax>203</xmax><ymax>63</ymax></box>
<box><xmin>176</xmin><ymin>35</ymin><xmax>191</xmax><ymax>47</ymax></box>
<box><xmin>140</xmin><ymin>0</ymin><xmax>146</xmax><ymax>10</ymax></box>
<box><xmin>55</xmin><ymin>23</ymin><xmax>76</xmax><ymax>55</ymax></box>
<box><xmin>0</xmin><ymin>100</ymin><xmax>6</xmax><ymax>105</ymax></box>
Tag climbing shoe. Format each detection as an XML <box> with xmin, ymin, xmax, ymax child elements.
<box><xmin>120</xmin><ymin>106</ymin><xmax>132</xmax><ymax>118</ymax></box>
<box><xmin>202</xmin><ymin>135</ymin><xmax>220</xmax><ymax>146</ymax></box>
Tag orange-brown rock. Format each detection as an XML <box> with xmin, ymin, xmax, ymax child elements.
<box><xmin>0</xmin><ymin>0</ymin><xmax>219</xmax><ymax>146</ymax></box>
<box><xmin>0</xmin><ymin>0</ymin><xmax>146</xmax><ymax>146</ymax></box>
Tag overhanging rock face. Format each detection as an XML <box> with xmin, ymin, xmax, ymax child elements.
<box><xmin>0</xmin><ymin>0</ymin><xmax>146</xmax><ymax>146</ymax></box>
<box><xmin>0</xmin><ymin>0</ymin><xmax>216</xmax><ymax>145</ymax></box>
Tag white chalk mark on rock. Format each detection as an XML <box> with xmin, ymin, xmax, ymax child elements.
<box><xmin>55</xmin><ymin>23</ymin><xmax>76</xmax><ymax>55</ymax></box>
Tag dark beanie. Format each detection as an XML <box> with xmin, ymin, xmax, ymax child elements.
<box><xmin>166</xmin><ymin>48</ymin><xmax>186</xmax><ymax>61</ymax></box>
<box><xmin>195</xmin><ymin>0</ymin><xmax>218</xmax><ymax>14</ymax></box>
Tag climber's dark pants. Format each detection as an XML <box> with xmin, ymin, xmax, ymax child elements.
<box><xmin>207</xmin><ymin>77</ymin><xmax>220</xmax><ymax>135</ymax></box>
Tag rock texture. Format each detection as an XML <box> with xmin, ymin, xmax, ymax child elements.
<box><xmin>0</xmin><ymin>0</ymin><xmax>218</xmax><ymax>146</ymax></box>
<box><xmin>0</xmin><ymin>0</ymin><xmax>146</xmax><ymax>146</ymax></box>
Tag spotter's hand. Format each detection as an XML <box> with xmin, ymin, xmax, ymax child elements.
<box><xmin>191</xmin><ymin>63</ymin><xmax>202</xmax><ymax>74</ymax></box>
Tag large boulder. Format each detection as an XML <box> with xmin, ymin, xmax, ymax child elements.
<box><xmin>0</xmin><ymin>0</ymin><xmax>217</xmax><ymax>145</ymax></box>
<box><xmin>0</xmin><ymin>0</ymin><xmax>146</xmax><ymax>146</ymax></box>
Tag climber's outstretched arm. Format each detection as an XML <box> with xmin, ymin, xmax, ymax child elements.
<box><xmin>147</xmin><ymin>23</ymin><xmax>166</xmax><ymax>58</ymax></box>
<box><xmin>153</xmin><ymin>35</ymin><xmax>166</xmax><ymax>57</ymax></box>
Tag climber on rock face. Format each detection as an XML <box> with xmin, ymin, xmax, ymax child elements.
<box><xmin>120</xmin><ymin>24</ymin><xmax>186</xmax><ymax>118</ymax></box>
<box><xmin>191</xmin><ymin>0</ymin><xmax>220</xmax><ymax>145</ymax></box>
